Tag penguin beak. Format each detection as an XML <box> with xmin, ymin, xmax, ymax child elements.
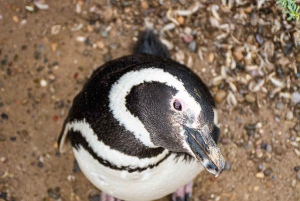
<box><xmin>184</xmin><ymin>125</ymin><xmax>225</xmax><ymax>177</ymax></box>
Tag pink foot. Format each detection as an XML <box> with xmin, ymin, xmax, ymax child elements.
<box><xmin>100</xmin><ymin>192</ymin><xmax>121</xmax><ymax>201</ymax></box>
<box><xmin>172</xmin><ymin>181</ymin><xmax>193</xmax><ymax>201</ymax></box>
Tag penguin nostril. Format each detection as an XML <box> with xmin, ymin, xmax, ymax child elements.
<box><xmin>173</xmin><ymin>100</ymin><xmax>182</xmax><ymax>111</ymax></box>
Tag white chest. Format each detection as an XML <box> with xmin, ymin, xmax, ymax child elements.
<box><xmin>74</xmin><ymin>147</ymin><xmax>203</xmax><ymax>201</ymax></box>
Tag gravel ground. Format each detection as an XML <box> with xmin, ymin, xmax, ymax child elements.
<box><xmin>0</xmin><ymin>0</ymin><xmax>300</xmax><ymax>201</ymax></box>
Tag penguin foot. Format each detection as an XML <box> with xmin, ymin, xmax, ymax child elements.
<box><xmin>171</xmin><ymin>181</ymin><xmax>193</xmax><ymax>201</ymax></box>
<box><xmin>100</xmin><ymin>192</ymin><xmax>121</xmax><ymax>201</ymax></box>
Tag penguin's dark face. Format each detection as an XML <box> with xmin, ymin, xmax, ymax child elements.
<box><xmin>109</xmin><ymin>67</ymin><xmax>224</xmax><ymax>177</ymax></box>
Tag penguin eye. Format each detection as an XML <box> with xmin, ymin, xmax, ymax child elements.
<box><xmin>173</xmin><ymin>100</ymin><xmax>182</xmax><ymax>111</ymax></box>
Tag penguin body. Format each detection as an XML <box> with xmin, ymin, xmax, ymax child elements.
<box><xmin>59</xmin><ymin>30</ymin><xmax>224</xmax><ymax>201</ymax></box>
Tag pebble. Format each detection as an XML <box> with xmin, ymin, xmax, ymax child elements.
<box><xmin>208</xmin><ymin>53</ymin><xmax>214</xmax><ymax>63</ymax></box>
<box><xmin>73</xmin><ymin>160</ymin><xmax>81</xmax><ymax>173</ymax></box>
<box><xmin>40</xmin><ymin>79</ymin><xmax>47</xmax><ymax>87</ymax></box>
<box><xmin>284</xmin><ymin>42</ymin><xmax>293</xmax><ymax>55</ymax></box>
<box><xmin>275</xmin><ymin>147</ymin><xmax>283</xmax><ymax>155</ymax></box>
<box><xmin>266</xmin><ymin>144</ymin><xmax>272</xmax><ymax>152</ymax></box>
<box><xmin>177</xmin><ymin>16</ymin><xmax>185</xmax><ymax>24</ymax></box>
<box><xmin>276</xmin><ymin>102</ymin><xmax>284</xmax><ymax>110</ymax></box>
<box><xmin>255</xmin><ymin>33</ymin><xmax>264</xmax><ymax>45</ymax></box>
<box><xmin>50</xmin><ymin>42</ymin><xmax>58</xmax><ymax>52</ymax></box>
<box><xmin>224</xmin><ymin>161</ymin><xmax>231</xmax><ymax>171</ymax></box>
<box><xmin>256</xmin><ymin>172</ymin><xmax>264</xmax><ymax>179</ymax></box>
<box><xmin>0</xmin><ymin>134</ymin><xmax>5</xmax><ymax>141</ymax></box>
<box><xmin>188</xmin><ymin>41</ymin><xmax>196</xmax><ymax>52</ymax></box>
<box><xmin>294</xmin><ymin>166</ymin><xmax>300</xmax><ymax>172</ymax></box>
<box><xmin>264</xmin><ymin>168</ymin><xmax>272</xmax><ymax>177</ymax></box>
<box><xmin>291</xmin><ymin>179</ymin><xmax>297</xmax><ymax>187</ymax></box>
<box><xmin>257</xmin><ymin>164</ymin><xmax>264</xmax><ymax>171</ymax></box>
<box><xmin>141</xmin><ymin>1</ymin><xmax>149</xmax><ymax>10</ymax></box>
<box><xmin>295</xmin><ymin>124</ymin><xmax>300</xmax><ymax>132</ymax></box>
<box><xmin>214</xmin><ymin>90</ymin><xmax>227</xmax><ymax>103</ymax></box>
<box><xmin>253</xmin><ymin>186</ymin><xmax>260</xmax><ymax>191</ymax></box>
<box><xmin>1</xmin><ymin>113</ymin><xmax>8</xmax><ymax>120</ymax></box>
<box><xmin>245</xmin><ymin>124</ymin><xmax>256</xmax><ymax>137</ymax></box>
<box><xmin>101</xmin><ymin>30</ymin><xmax>108</xmax><ymax>38</ymax></box>
<box><xmin>297</xmin><ymin>173</ymin><xmax>300</xmax><ymax>181</ymax></box>
<box><xmin>88</xmin><ymin>195</ymin><xmax>100</xmax><ymax>201</ymax></box>
<box><xmin>103</xmin><ymin>53</ymin><xmax>111</xmax><ymax>62</ymax></box>
<box><xmin>286</xmin><ymin>111</ymin><xmax>293</xmax><ymax>120</ymax></box>
<box><xmin>291</xmin><ymin>92</ymin><xmax>300</xmax><ymax>104</ymax></box>
<box><xmin>34</xmin><ymin>50</ymin><xmax>42</xmax><ymax>60</ymax></box>
<box><xmin>83</xmin><ymin>50</ymin><xmax>89</xmax><ymax>56</ymax></box>
<box><xmin>47</xmin><ymin>187</ymin><xmax>60</xmax><ymax>199</ymax></box>
<box><xmin>233</xmin><ymin>48</ymin><xmax>243</xmax><ymax>61</ymax></box>
<box><xmin>245</xmin><ymin>93</ymin><xmax>256</xmax><ymax>103</ymax></box>
<box><xmin>51</xmin><ymin>25</ymin><xmax>61</xmax><ymax>35</ymax></box>
<box><xmin>250</xmin><ymin>12</ymin><xmax>258</xmax><ymax>26</ymax></box>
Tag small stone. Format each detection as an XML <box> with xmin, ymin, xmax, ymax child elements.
<box><xmin>34</xmin><ymin>50</ymin><xmax>42</xmax><ymax>60</ymax></box>
<box><xmin>208</xmin><ymin>53</ymin><xmax>214</xmax><ymax>63</ymax></box>
<box><xmin>83</xmin><ymin>50</ymin><xmax>89</xmax><ymax>56</ymax></box>
<box><xmin>266</xmin><ymin>144</ymin><xmax>272</xmax><ymax>152</ymax></box>
<box><xmin>40</xmin><ymin>79</ymin><xmax>47</xmax><ymax>87</ymax></box>
<box><xmin>257</xmin><ymin>164</ymin><xmax>264</xmax><ymax>171</ymax></box>
<box><xmin>291</xmin><ymin>179</ymin><xmax>297</xmax><ymax>187</ymax></box>
<box><xmin>224</xmin><ymin>161</ymin><xmax>231</xmax><ymax>171</ymax></box>
<box><xmin>50</xmin><ymin>42</ymin><xmax>58</xmax><ymax>52</ymax></box>
<box><xmin>255</xmin><ymin>33</ymin><xmax>264</xmax><ymax>45</ymax></box>
<box><xmin>37</xmin><ymin>161</ymin><xmax>44</xmax><ymax>168</ymax></box>
<box><xmin>188</xmin><ymin>41</ymin><xmax>196</xmax><ymax>52</ymax></box>
<box><xmin>294</xmin><ymin>166</ymin><xmax>300</xmax><ymax>172</ymax></box>
<box><xmin>264</xmin><ymin>168</ymin><xmax>272</xmax><ymax>176</ymax></box>
<box><xmin>275</xmin><ymin>147</ymin><xmax>283</xmax><ymax>155</ymax></box>
<box><xmin>103</xmin><ymin>53</ymin><xmax>111</xmax><ymax>62</ymax></box>
<box><xmin>96</xmin><ymin>40</ymin><xmax>105</xmax><ymax>49</ymax></box>
<box><xmin>291</xmin><ymin>92</ymin><xmax>300</xmax><ymax>104</ymax></box>
<box><xmin>250</xmin><ymin>12</ymin><xmax>258</xmax><ymax>26</ymax></box>
<box><xmin>0</xmin><ymin>134</ymin><xmax>5</xmax><ymax>141</ymax></box>
<box><xmin>284</xmin><ymin>42</ymin><xmax>293</xmax><ymax>55</ymax></box>
<box><xmin>110</xmin><ymin>43</ymin><xmax>119</xmax><ymax>50</ymax></box>
<box><xmin>295</xmin><ymin>124</ymin><xmax>300</xmax><ymax>132</ymax></box>
<box><xmin>256</xmin><ymin>149</ymin><xmax>263</xmax><ymax>158</ymax></box>
<box><xmin>177</xmin><ymin>16</ymin><xmax>185</xmax><ymax>24</ymax></box>
<box><xmin>253</xmin><ymin>186</ymin><xmax>260</xmax><ymax>191</ymax></box>
<box><xmin>256</xmin><ymin>172</ymin><xmax>264</xmax><ymax>179</ymax></box>
<box><xmin>1</xmin><ymin>113</ymin><xmax>8</xmax><ymax>120</ymax></box>
<box><xmin>276</xmin><ymin>102</ymin><xmax>284</xmax><ymax>110</ymax></box>
<box><xmin>214</xmin><ymin>90</ymin><xmax>227</xmax><ymax>103</ymax></box>
<box><xmin>12</xmin><ymin>15</ymin><xmax>19</xmax><ymax>23</ymax></box>
<box><xmin>47</xmin><ymin>187</ymin><xmax>60</xmax><ymax>199</ymax></box>
<box><xmin>101</xmin><ymin>30</ymin><xmax>108</xmax><ymax>38</ymax></box>
<box><xmin>233</xmin><ymin>48</ymin><xmax>243</xmax><ymax>61</ymax></box>
<box><xmin>10</xmin><ymin>136</ymin><xmax>16</xmax><ymax>141</ymax></box>
<box><xmin>51</xmin><ymin>25</ymin><xmax>61</xmax><ymax>35</ymax></box>
<box><xmin>245</xmin><ymin>93</ymin><xmax>256</xmax><ymax>103</ymax></box>
<box><xmin>286</xmin><ymin>111</ymin><xmax>293</xmax><ymax>120</ymax></box>
<box><xmin>297</xmin><ymin>173</ymin><xmax>300</xmax><ymax>181</ymax></box>
<box><xmin>88</xmin><ymin>194</ymin><xmax>100</xmax><ymax>201</ymax></box>
<box><xmin>141</xmin><ymin>1</ymin><xmax>149</xmax><ymax>10</ymax></box>
<box><xmin>73</xmin><ymin>160</ymin><xmax>81</xmax><ymax>173</ymax></box>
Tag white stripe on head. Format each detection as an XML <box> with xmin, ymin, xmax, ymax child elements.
<box><xmin>109</xmin><ymin>68</ymin><xmax>202</xmax><ymax>147</ymax></box>
<box><xmin>68</xmin><ymin>119</ymin><xmax>169</xmax><ymax>168</ymax></box>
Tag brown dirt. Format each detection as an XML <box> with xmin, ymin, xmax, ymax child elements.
<box><xmin>0</xmin><ymin>1</ymin><xmax>299</xmax><ymax>201</ymax></box>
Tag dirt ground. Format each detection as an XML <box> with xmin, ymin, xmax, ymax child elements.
<box><xmin>0</xmin><ymin>0</ymin><xmax>300</xmax><ymax>201</ymax></box>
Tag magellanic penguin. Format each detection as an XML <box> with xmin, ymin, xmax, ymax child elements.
<box><xmin>58</xmin><ymin>29</ymin><xmax>225</xmax><ymax>201</ymax></box>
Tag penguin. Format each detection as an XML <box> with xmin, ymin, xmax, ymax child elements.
<box><xmin>58</xmin><ymin>29</ymin><xmax>225</xmax><ymax>201</ymax></box>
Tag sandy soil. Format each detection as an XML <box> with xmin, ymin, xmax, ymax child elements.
<box><xmin>0</xmin><ymin>0</ymin><xmax>299</xmax><ymax>201</ymax></box>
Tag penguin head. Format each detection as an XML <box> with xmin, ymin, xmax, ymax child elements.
<box><xmin>109</xmin><ymin>61</ymin><xmax>225</xmax><ymax>177</ymax></box>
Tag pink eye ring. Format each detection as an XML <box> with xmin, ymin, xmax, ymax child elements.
<box><xmin>173</xmin><ymin>99</ymin><xmax>182</xmax><ymax>111</ymax></box>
